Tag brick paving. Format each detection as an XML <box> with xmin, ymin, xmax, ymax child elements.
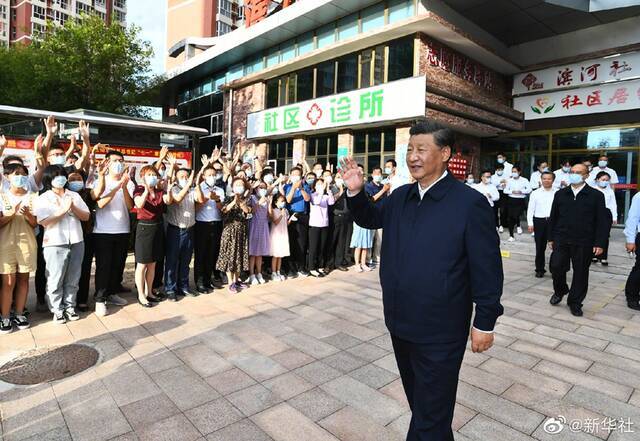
<box><xmin>0</xmin><ymin>230</ymin><xmax>639</xmax><ymax>441</ymax></box>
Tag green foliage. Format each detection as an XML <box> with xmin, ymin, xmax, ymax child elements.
<box><xmin>0</xmin><ymin>14</ymin><xmax>163</xmax><ymax>117</ymax></box>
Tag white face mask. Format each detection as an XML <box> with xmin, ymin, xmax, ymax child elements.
<box><xmin>233</xmin><ymin>186</ymin><xmax>245</xmax><ymax>195</ymax></box>
<box><xmin>263</xmin><ymin>174</ymin><xmax>274</xmax><ymax>184</ymax></box>
<box><xmin>323</xmin><ymin>176</ymin><xmax>332</xmax><ymax>184</ymax></box>
<box><xmin>178</xmin><ymin>179</ymin><xmax>188</xmax><ymax>188</ymax></box>
<box><xmin>258</xmin><ymin>188</ymin><xmax>268</xmax><ymax>197</ymax></box>
<box><xmin>205</xmin><ymin>176</ymin><xmax>216</xmax><ymax>187</ymax></box>
<box><xmin>290</xmin><ymin>175</ymin><xmax>301</xmax><ymax>184</ymax></box>
<box><xmin>277</xmin><ymin>201</ymin><xmax>286</xmax><ymax>209</ymax></box>
<box><xmin>316</xmin><ymin>184</ymin><xmax>325</xmax><ymax>193</ymax></box>
<box><xmin>466</xmin><ymin>178</ymin><xmax>474</xmax><ymax>184</ymax></box>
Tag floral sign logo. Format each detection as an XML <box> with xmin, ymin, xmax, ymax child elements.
<box><xmin>306</xmin><ymin>103</ymin><xmax>323</xmax><ymax>126</ymax></box>
<box><xmin>531</xmin><ymin>97</ymin><xmax>555</xmax><ymax>115</ymax></box>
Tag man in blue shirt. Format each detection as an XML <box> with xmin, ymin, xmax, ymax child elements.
<box><xmin>624</xmin><ymin>193</ymin><xmax>640</xmax><ymax>311</ymax></box>
<box><xmin>283</xmin><ymin>166</ymin><xmax>312</xmax><ymax>277</ymax></box>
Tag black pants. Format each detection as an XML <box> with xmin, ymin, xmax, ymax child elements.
<box><xmin>595</xmin><ymin>212</ymin><xmax>613</xmax><ymax>261</ymax></box>
<box><xmin>308</xmin><ymin>226</ymin><xmax>329</xmax><ymax>271</ymax></box>
<box><xmin>507</xmin><ymin>197</ymin><xmax>526</xmax><ymax>237</ymax></box>
<box><xmin>194</xmin><ymin>220</ymin><xmax>223</xmax><ymax>287</ymax></box>
<box><xmin>550</xmin><ymin>243</ymin><xmax>593</xmax><ymax>307</ymax></box>
<box><xmin>625</xmin><ymin>233</ymin><xmax>640</xmax><ymax>304</ymax></box>
<box><xmin>287</xmin><ymin>212</ymin><xmax>309</xmax><ymax>272</ymax></box>
<box><xmin>93</xmin><ymin>233</ymin><xmax>129</xmax><ymax>303</ymax></box>
<box><xmin>392</xmin><ymin>335</ymin><xmax>466</xmax><ymax>441</ymax></box>
<box><xmin>77</xmin><ymin>232</ymin><xmax>95</xmax><ymax>306</ymax></box>
<box><xmin>35</xmin><ymin>229</ymin><xmax>46</xmax><ymax>305</ymax></box>
<box><xmin>533</xmin><ymin>217</ymin><xmax>550</xmax><ymax>273</ymax></box>
<box><xmin>327</xmin><ymin>215</ymin><xmax>352</xmax><ymax>268</ymax></box>
<box><xmin>494</xmin><ymin>190</ymin><xmax>507</xmax><ymax>228</ymax></box>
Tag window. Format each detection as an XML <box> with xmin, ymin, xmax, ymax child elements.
<box><xmin>316</xmin><ymin>61</ymin><xmax>335</xmax><ymax>98</ymax></box>
<box><xmin>388</xmin><ymin>37</ymin><xmax>414</xmax><ymax>81</ymax></box>
<box><xmin>388</xmin><ymin>0</ymin><xmax>415</xmax><ymax>24</ymax></box>
<box><xmin>296</xmin><ymin>68</ymin><xmax>314</xmax><ymax>102</ymax></box>
<box><xmin>114</xmin><ymin>9</ymin><xmax>125</xmax><ymax>22</ymax></box>
<box><xmin>297</xmin><ymin>31</ymin><xmax>314</xmax><ymax>56</ymax></box>
<box><xmin>360</xmin><ymin>49</ymin><xmax>372</xmax><ymax>88</ymax></box>
<box><xmin>76</xmin><ymin>2</ymin><xmax>93</xmax><ymax>15</ymax></box>
<box><xmin>337</xmin><ymin>13</ymin><xmax>358</xmax><ymax>41</ymax></box>
<box><xmin>244</xmin><ymin>55</ymin><xmax>264</xmax><ymax>75</ymax></box>
<box><xmin>95</xmin><ymin>0</ymin><xmax>106</xmax><ymax>7</ymax></box>
<box><xmin>210</xmin><ymin>112</ymin><xmax>224</xmax><ymax>135</ymax></box>
<box><xmin>266</xmin><ymin>79</ymin><xmax>279</xmax><ymax>109</ymax></box>
<box><xmin>33</xmin><ymin>5</ymin><xmax>46</xmax><ymax>20</ymax></box>
<box><xmin>218</xmin><ymin>0</ymin><xmax>233</xmax><ymax>18</ymax></box>
<box><xmin>53</xmin><ymin>0</ymin><xmax>69</xmax><ymax>10</ymax></box>
<box><xmin>32</xmin><ymin>22</ymin><xmax>46</xmax><ymax>36</ymax></box>
<box><xmin>53</xmin><ymin>10</ymin><xmax>68</xmax><ymax>25</ymax></box>
<box><xmin>0</xmin><ymin>5</ymin><xmax>7</xmax><ymax>20</ymax></box>
<box><xmin>373</xmin><ymin>45</ymin><xmax>385</xmax><ymax>85</ymax></box>
<box><xmin>306</xmin><ymin>135</ymin><xmax>338</xmax><ymax>169</ymax></box>
<box><xmin>216</xmin><ymin>21</ymin><xmax>232</xmax><ymax>36</ymax></box>
<box><xmin>266</xmin><ymin>47</ymin><xmax>280</xmax><ymax>68</ymax></box>
<box><xmin>337</xmin><ymin>54</ymin><xmax>357</xmax><ymax>93</ymax></box>
<box><xmin>317</xmin><ymin>22</ymin><xmax>335</xmax><ymax>48</ymax></box>
<box><xmin>280</xmin><ymin>39</ymin><xmax>296</xmax><ymax>63</ymax></box>
<box><xmin>352</xmin><ymin>128</ymin><xmax>395</xmax><ymax>173</ymax></box>
<box><xmin>361</xmin><ymin>3</ymin><xmax>385</xmax><ymax>33</ymax></box>
<box><xmin>269</xmin><ymin>139</ymin><xmax>294</xmax><ymax>174</ymax></box>
<box><xmin>113</xmin><ymin>0</ymin><xmax>126</xmax><ymax>9</ymax></box>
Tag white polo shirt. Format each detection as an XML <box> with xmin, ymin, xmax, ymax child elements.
<box><xmin>35</xmin><ymin>190</ymin><xmax>89</xmax><ymax>247</ymax></box>
<box><xmin>92</xmin><ymin>177</ymin><xmax>135</xmax><ymax>234</ymax></box>
<box><xmin>196</xmin><ymin>182</ymin><xmax>225</xmax><ymax>222</ymax></box>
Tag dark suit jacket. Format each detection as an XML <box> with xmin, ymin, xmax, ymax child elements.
<box><xmin>548</xmin><ymin>184</ymin><xmax>609</xmax><ymax>248</ymax></box>
<box><xmin>347</xmin><ymin>172</ymin><xmax>504</xmax><ymax>344</ymax></box>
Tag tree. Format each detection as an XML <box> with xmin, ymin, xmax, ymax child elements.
<box><xmin>0</xmin><ymin>14</ymin><xmax>162</xmax><ymax>117</ymax></box>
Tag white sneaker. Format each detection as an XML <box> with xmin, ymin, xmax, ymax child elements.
<box><xmin>517</xmin><ymin>226</ymin><xmax>523</xmax><ymax>235</ymax></box>
<box><xmin>256</xmin><ymin>274</ymin><xmax>266</xmax><ymax>284</ymax></box>
<box><xmin>53</xmin><ymin>312</ymin><xmax>66</xmax><ymax>324</ymax></box>
<box><xmin>95</xmin><ymin>302</ymin><xmax>108</xmax><ymax>317</ymax></box>
<box><xmin>106</xmin><ymin>294</ymin><xmax>127</xmax><ymax>306</ymax></box>
<box><xmin>508</xmin><ymin>237</ymin><xmax>515</xmax><ymax>242</ymax></box>
<box><xmin>279</xmin><ymin>274</ymin><xmax>286</xmax><ymax>281</ymax></box>
<box><xmin>249</xmin><ymin>275</ymin><xmax>259</xmax><ymax>286</ymax></box>
<box><xmin>499</xmin><ymin>226</ymin><xmax>504</xmax><ymax>233</ymax></box>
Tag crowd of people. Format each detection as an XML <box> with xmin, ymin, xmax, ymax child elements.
<box><xmin>0</xmin><ymin>117</ymin><xmax>409</xmax><ymax>334</ymax></box>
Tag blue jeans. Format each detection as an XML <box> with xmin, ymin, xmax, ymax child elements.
<box><xmin>43</xmin><ymin>242</ymin><xmax>85</xmax><ymax>313</ymax></box>
<box><xmin>164</xmin><ymin>224</ymin><xmax>194</xmax><ymax>293</ymax></box>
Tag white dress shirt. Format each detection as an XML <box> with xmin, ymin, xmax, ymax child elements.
<box><xmin>501</xmin><ymin>161</ymin><xmax>513</xmax><ymax>177</ymax></box>
<box><xmin>553</xmin><ymin>169</ymin><xmax>571</xmax><ymax>189</ymax></box>
<box><xmin>530</xmin><ymin>171</ymin><xmax>543</xmax><ymax>190</ymax></box>
<box><xmin>472</xmin><ymin>182</ymin><xmax>500</xmax><ymax>207</ymax></box>
<box><xmin>35</xmin><ymin>190</ymin><xmax>89</xmax><ymax>247</ymax></box>
<box><xmin>571</xmin><ymin>183</ymin><xmax>586</xmax><ymax>197</ymax></box>
<box><xmin>504</xmin><ymin>177</ymin><xmax>531</xmax><ymax>198</ymax></box>
<box><xmin>588</xmin><ymin>166</ymin><xmax>619</xmax><ymax>185</ymax></box>
<box><xmin>491</xmin><ymin>173</ymin><xmax>508</xmax><ymax>191</ymax></box>
<box><xmin>527</xmin><ymin>187</ymin><xmax>556</xmax><ymax>225</ymax></box>
<box><xmin>417</xmin><ymin>171</ymin><xmax>448</xmax><ymax>199</ymax></box>
<box><xmin>597</xmin><ymin>185</ymin><xmax>617</xmax><ymax>220</ymax></box>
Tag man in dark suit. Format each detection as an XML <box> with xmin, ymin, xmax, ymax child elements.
<box><xmin>341</xmin><ymin>122</ymin><xmax>504</xmax><ymax>441</ymax></box>
<box><xmin>548</xmin><ymin>163</ymin><xmax>609</xmax><ymax>317</ymax></box>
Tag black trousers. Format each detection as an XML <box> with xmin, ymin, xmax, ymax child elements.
<box><xmin>194</xmin><ymin>220</ymin><xmax>223</xmax><ymax>287</ymax></box>
<box><xmin>507</xmin><ymin>197</ymin><xmax>526</xmax><ymax>236</ymax></box>
<box><xmin>625</xmin><ymin>233</ymin><xmax>640</xmax><ymax>304</ymax></box>
<box><xmin>392</xmin><ymin>335</ymin><xmax>466</xmax><ymax>441</ymax></box>
<box><xmin>35</xmin><ymin>229</ymin><xmax>47</xmax><ymax>305</ymax></box>
<box><xmin>326</xmin><ymin>215</ymin><xmax>352</xmax><ymax>268</ymax></box>
<box><xmin>308</xmin><ymin>226</ymin><xmax>329</xmax><ymax>271</ymax></box>
<box><xmin>77</xmin><ymin>232</ymin><xmax>95</xmax><ymax>306</ymax></box>
<box><xmin>93</xmin><ymin>233</ymin><xmax>129</xmax><ymax>303</ymax></box>
<box><xmin>287</xmin><ymin>212</ymin><xmax>309</xmax><ymax>272</ymax></box>
<box><xmin>533</xmin><ymin>217</ymin><xmax>550</xmax><ymax>273</ymax></box>
<box><xmin>595</xmin><ymin>212</ymin><xmax>613</xmax><ymax>261</ymax></box>
<box><xmin>494</xmin><ymin>190</ymin><xmax>507</xmax><ymax>228</ymax></box>
<box><xmin>550</xmin><ymin>243</ymin><xmax>593</xmax><ymax>307</ymax></box>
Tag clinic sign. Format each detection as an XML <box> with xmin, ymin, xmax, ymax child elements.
<box><xmin>513</xmin><ymin>79</ymin><xmax>640</xmax><ymax>120</ymax></box>
<box><xmin>247</xmin><ymin>76</ymin><xmax>427</xmax><ymax>139</ymax></box>
<box><xmin>513</xmin><ymin>51</ymin><xmax>639</xmax><ymax>96</ymax></box>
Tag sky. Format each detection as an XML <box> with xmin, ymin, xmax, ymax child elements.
<box><xmin>126</xmin><ymin>0</ymin><xmax>167</xmax><ymax>75</ymax></box>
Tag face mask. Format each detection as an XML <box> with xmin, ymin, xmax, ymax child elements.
<box><xmin>314</xmin><ymin>170</ymin><xmax>323</xmax><ymax>177</ymax></box>
<box><xmin>316</xmin><ymin>184</ymin><xmax>326</xmax><ymax>193</ymax></box>
<box><xmin>384</xmin><ymin>167</ymin><xmax>392</xmax><ymax>175</ymax></box>
<box><xmin>482</xmin><ymin>177</ymin><xmax>491</xmax><ymax>184</ymax></box>
<box><xmin>496</xmin><ymin>171</ymin><xmax>503</xmax><ymax>176</ymax></box>
<box><xmin>159</xmin><ymin>169</ymin><xmax>166</xmax><ymax>178</ymax></box>
<box><xmin>335</xmin><ymin>178</ymin><xmax>344</xmax><ymax>187</ymax></box>
<box><xmin>542</xmin><ymin>167</ymin><xmax>549</xmax><ymax>172</ymax></box>
<box><xmin>50</xmin><ymin>155</ymin><xmax>65</xmax><ymax>166</ymax></box>
<box><xmin>52</xmin><ymin>176</ymin><xmax>68</xmax><ymax>189</ymax></box>
<box><xmin>263</xmin><ymin>174</ymin><xmax>274</xmax><ymax>185</ymax></box>
<box><xmin>511</xmin><ymin>172</ymin><xmax>519</xmax><ymax>178</ymax></box>
<box><xmin>258</xmin><ymin>188</ymin><xmax>268</xmax><ymax>198</ymax></box>
<box><xmin>145</xmin><ymin>175</ymin><xmax>158</xmax><ymax>187</ymax></box>
<box><xmin>466</xmin><ymin>178</ymin><xmax>474</xmax><ymax>184</ymax></box>
<box><xmin>277</xmin><ymin>201</ymin><xmax>286</xmax><ymax>209</ymax></box>
<box><xmin>233</xmin><ymin>185</ymin><xmax>245</xmax><ymax>195</ymax></box>
<box><xmin>373</xmin><ymin>175</ymin><xmax>383</xmax><ymax>183</ymax></box>
<box><xmin>568</xmin><ymin>173</ymin><xmax>584</xmax><ymax>185</ymax></box>
<box><xmin>306</xmin><ymin>178</ymin><xmax>315</xmax><ymax>186</ymax></box>
<box><xmin>597</xmin><ymin>180</ymin><xmax>609</xmax><ymax>188</ymax></box>
<box><xmin>235</xmin><ymin>165</ymin><xmax>242</xmax><ymax>172</ymax></box>
<box><xmin>290</xmin><ymin>175</ymin><xmax>301</xmax><ymax>184</ymax></box>
<box><xmin>10</xmin><ymin>175</ymin><xmax>28</xmax><ymax>189</ymax></box>
<box><xmin>178</xmin><ymin>179</ymin><xmax>188</xmax><ymax>188</ymax></box>
<box><xmin>205</xmin><ymin>176</ymin><xmax>216</xmax><ymax>187</ymax></box>
<box><xmin>562</xmin><ymin>166</ymin><xmax>571</xmax><ymax>173</ymax></box>
<box><xmin>598</xmin><ymin>160</ymin><xmax>608</xmax><ymax>168</ymax></box>
<box><xmin>245</xmin><ymin>170</ymin><xmax>253</xmax><ymax>178</ymax></box>
<box><xmin>68</xmin><ymin>181</ymin><xmax>84</xmax><ymax>192</ymax></box>
<box><xmin>272</xmin><ymin>187</ymin><xmax>279</xmax><ymax>195</ymax></box>
<box><xmin>111</xmin><ymin>162</ymin><xmax>125</xmax><ymax>175</ymax></box>
<box><xmin>497</xmin><ymin>158</ymin><xmax>505</xmax><ymax>164</ymax></box>
<box><xmin>323</xmin><ymin>176</ymin><xmax>332</xmax><ymax>184</ymax></box>
<box><xmin>215</xmin><ymin>172</ymin><xmax>223</xmax><ymax>181</ymax></box>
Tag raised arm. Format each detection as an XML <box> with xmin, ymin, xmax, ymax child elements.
<box><xmin>74</xmin><ymin>120</ymin><xmax>91</xmax><ymax>171</ymax></box>
<box><xmin>342</xmin><ymin>157</ymin><xmax>385</xmax><ymax>230</ymax></box>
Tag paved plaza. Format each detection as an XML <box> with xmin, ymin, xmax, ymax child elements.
<box><xmin>0</xmin><ymin>230</ymin><xmax>639</xmax><ymax>441</ymax></box>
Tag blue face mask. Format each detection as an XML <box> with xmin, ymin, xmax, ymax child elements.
<box><xmin>497</xmin><ymin>158</ymin><xmax>505</xmax><ymax>164</ymax></box>
<box><xmin>568</xmin><ymin>173</ymin><xmax>584</xmax><ymax>185</ymax></box>
<box><xmin>384</xmin><ymin>167</ymin><xmax>392</xmax><ymax>175</ymax></box>
<box><xmin>145</xmin><ymin>175</ymin><xmax>158</xmax><ymax>188</ymax></box>
<box><xmin>597</xmin><ymin>180</ymin><xmax>609</xmax><ymax>188</ymax></box>
<box><xmin>562</xmin><ymin>166</ymin><xmax>571</xmax><ymax>173</ymax></box>
<box><xmin>52</xmin><ymin>176</ymin><xmax>68</xmax><ymax>189</ymax></box>
<box><xmin>50</xmin><ymin>155</ymin><xmax>66</xmax><ymax>166</ymax></box>
<box><xmin>10</xmin><ymin>175</ymin><xmax>28</xmax><ymax>189</ymax></box>
<box><xmin>68</xmin><ymin>181</ymin><xmax>84</xmax><ymax>192</ymax></box>
<box><xmin>306</xmin><ymin>178</ymin><xmax>315</xmax><ymax>186</ymax></box>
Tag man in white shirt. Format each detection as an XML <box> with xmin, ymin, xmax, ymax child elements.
<box><xmin>385</xmin><ymin>159</ymin><xmax>410</xmax><ymax>194</ymax></box>
<box><xmin>527</xmin><ymin>171</ymin><xmax>556</xmax><ymax>278</ymax></box>
<box><xmin>588</xmin><ymin>155</ymin><xmax>619</xmax><ymax>187</ymax></box>
<box><xmin>553</xmin><ymin>160</ymin><xmax>572</xmax><ymax>189</ymax></box>
<box><xmin>491</xmin><ymin>164</ymin><xmax>508</xmax><ymax>232</ymax></box>
<box><xmin>496</xmin><ymin>153</ymin><xmax>513</xmax><ymax>177</ymax></box>
<box><xmin>503</xmin><ymin>165</ymin><xmax>531</xmax><ymax>241</ymax></box>
<box><xmin>194</xmin><ymin>165</ymin><xmax>226</xmax><ymax>293</ymax></box>
<box><xmin>473</xmin><ymin>170</ymin><xmax>500</xmax><ymax>208</ymax></box>
<box><xmin>90</xmin><ymin>150</ymin><xmax>135</xmax><ymax>316</ymax></box>
<box><xmin>530</xmin><ymin>161</ymin><xmax>549</xmax><ymax>190</ymax></box>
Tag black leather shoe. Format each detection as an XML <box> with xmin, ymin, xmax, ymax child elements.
<box><xmin>570</xmin><ymin>305</ymin><xmax>583</xmax><ymax>317</ymax></box>
<box><xmin>627</xmin><ymin>301</ymin><xmax>640</xmax><ymax>311</ymax></box>
<box><xmin>181</xmin><ymin>288</ymin><xmax>199</xmax><ymax>297</ymax></box>
<box><xmin>550</xmin><ymin>294</ymin><xmax>563</xmax><ymax>305</ymax></box>
<box><xmin>211</xmin><ymin>279</ymin><xmax>224</xmax><ymax>289</ymax></box>
<box><xmin>196</xmin><ymin>285</ymin><xmax>213</xmax><ymax>294</ymax></box>
<box><xmin>336</xmin><ymin>266</ymin><xmax>349</xmax><ymax>272</ymax></box>
<box><xmin>138</xmin><ymin>299</ymin><xmax>154</xmax><ymax>308</ymax></box>
<box><xmin>535</xmin><ymin>272</ymin><xmax>544</xmax><ymax>278</ymax></box>
<box><xmin>165</xmin><ymin>291</ymin><xmax>178</xmax><ymax>302</ymax></box>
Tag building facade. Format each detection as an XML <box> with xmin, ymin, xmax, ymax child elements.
<box><xmin>163</xmin><ymin>0</ymin><xmax>640</xmax><ymax>220</ymax></box>
<box><xmin>5</xmin><ymin>0</ymin><xmax>126</xmax><ymax>46</ymax></box>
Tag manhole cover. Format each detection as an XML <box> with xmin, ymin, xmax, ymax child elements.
<box><xmin>0</xmin><ymin>344</ymin><xmax>99</xmax><ymax>385</ymax></box>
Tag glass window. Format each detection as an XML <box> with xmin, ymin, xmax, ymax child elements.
<box><xmin>296</xmin><ymin>68</ymin><xmax>314</xmax><ymax>102</ymax></box>
<box><xmin>384</xmin><ymin>128</ymin><xmax>396</xmax><ymax>152</ymax></box>
<box><xmin>266</xmin><ymin>79</ymin><xmax>279</xmax><ymax>108</ymax></box>
<box><xmin>388</xmin><ymin>37</ymin><xmax>414</xmax><ymax>81</ymax></box>
<box><xmin>287</xmin><ymin>73</ymin><xmax>297</xmax><ymax>104</ymax></box>
<box><xmin>281</xmin><ymin>39</ymin><xmax>296</xmax><ymax>62</ymax></box>
<box><xmin>360</xmin><ymin>49</ymin><xmax>373</xmax><ymax>88</ymax></box>
<box><xmin>245</xmin><ymin>55</ymin><xmax>264</xmax><ymax>75</ymax></box>
<box><xmin>388</xmin><ymin>0</ymin><xmax>415</xmax><ymax>24</ymax></box>
<box><xmin>354</xmin><ymin>132</ymin><xmax>366</xmax><ymax>154</ymax></box>
<box><xmin>337</xmin><ymin>54</ymin><xmax>358</xmax><ymax>93</ymax></box>
<box><xmin>297</xmin><ymin>31</ymin><xmax>314</xmax><ymax>56</ymax></box>
<box><xmin>361</xmin><ymin>3</ymin><xmax>385</xmax><ymax>32</ymax></box>
<box><xmin>202</xmin><ymin>80</ymin><xmax>213</xmax><ymax>95</ymax></box>
<box><xmin>317</xmin><ymin>23</ymin><xmax>336</xmax><ymax>48</ymax></box>
<box><xmin>266</xmin><ymin>47</ymin><xmax>280</xmax><ymax>68</ymax></box>
<box><xmin>553</xmin><ymin>133</ymin><xmax>588</xmax><ymax>150</ymax></box>
<box><xmin>373</xmin><ymin>45</ymin><xmax>385</xmax><ymax>85</ymax></box>
<box><xmin>337</xmin><ymin>13</ymin><xmax>359</xmax><ymax>41</ymax></box>
<box><xmin>316</xmin><ymin>61</ymin><xmax>335</xmax><ymax>98</ymax></box>
<box><xmin>227</xmin><ymin>64</ymin><xmax>243</xmax><ymax>82</ymax></box>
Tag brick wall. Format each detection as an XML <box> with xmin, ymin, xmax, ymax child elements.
<box><xmin>223</xmin><ymin>82</ymin><xmax>266</xmax><ymax>154</ymax></box>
